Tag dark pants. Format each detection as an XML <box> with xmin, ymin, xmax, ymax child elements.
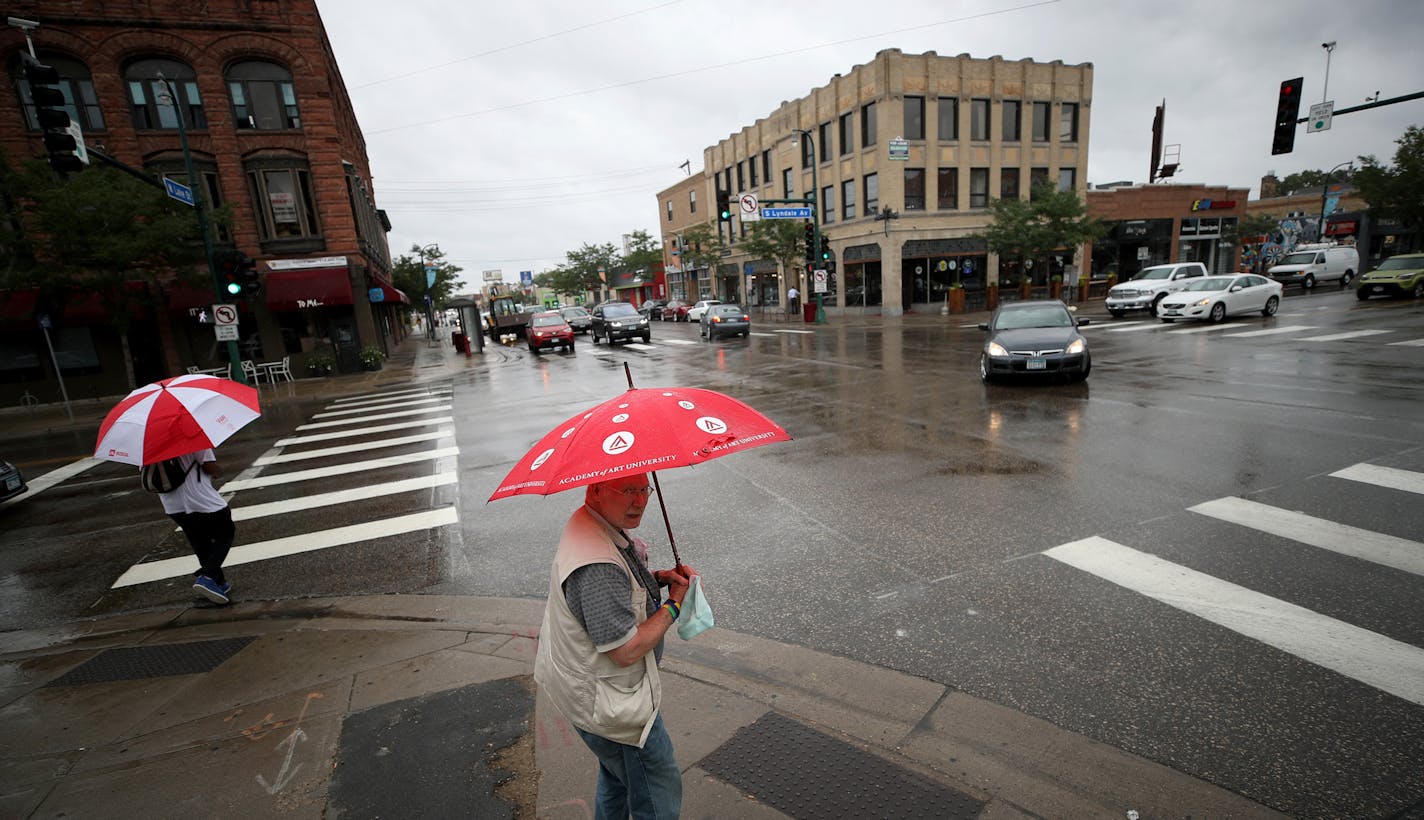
<box><xmin>169</xmin><ymin>508</ymin><xmax>235</xmax><ymax>586</ymax></box>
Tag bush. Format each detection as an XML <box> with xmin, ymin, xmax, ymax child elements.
<box><xmin>358</xmin><ymin>345</ymin><xmax>386</xmax><ymax>366</ymax></box>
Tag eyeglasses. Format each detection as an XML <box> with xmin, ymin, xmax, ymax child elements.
<box><xmin>617</xmin><ymin>486</ymin><xmax>655</xmax><ymax>498</ymax></box>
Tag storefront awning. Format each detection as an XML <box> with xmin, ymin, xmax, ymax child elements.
<box><xmin>266</xmin><ymin>267</ymin><xmax>353</xmax><ymax>311</ymax></box>
<box><xmin>371</xmin><ymin>277</ymin><xmax>410</xmax><ymax>305</ymax></box>
<box><xmin>1</xmin><ymin>283</ymin><xmax>154</xmax><ymax>323</ymax></box>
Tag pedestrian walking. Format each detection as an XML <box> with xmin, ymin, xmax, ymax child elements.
<box><xmin>156</xmin><ymin>449</ymin><xmax>236</xmax><ymax>604</ymax></box>
<box><xmin>787</xmin><ymin>285</ymin><xmax>800</xmax><ymax>316</ymax></box>
<box><xmin>534</xmin><ymin>473</ymin><xmax>694</xmax><ymax>819</ymax></box>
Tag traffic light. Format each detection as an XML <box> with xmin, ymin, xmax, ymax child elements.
<box><xmin>20</xmin><ymin>54</ymin><xmax>85</xmax><ymax>174</ymax></box>
<box><xmin>803</xmin><ymin>222</ymin><xmax>816</xmax><ymax>263</ymax></box>
<box><xmin>819</xmin><ymin>234</ymin><xmax>832</xmax><ymax>263</ymax></box>
<box><xmin>716</xmin><ymin>189</ymin><xmax>732</xmax><ymax>222</ymax></box>
<box><xmin>216</xmin><ymin>251</ymin><xmax>260</xmax><ymax>297</ymax></box>
<box><xmin>1272</xmin><ymin>77</ymin><xmax>1304</xmax><ymax>156</ymax></box>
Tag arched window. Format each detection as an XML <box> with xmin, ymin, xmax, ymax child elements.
<box><xmin>227</xmin><ymin>60</ymin><xmax>299</xmax><ymax>130</ymax></box>
<box><xmin>13</xmin><ymin>54</ymin><xmax>104</xmax><ymax>132</ymax></box>
<box><xmin>124</xmin><ymin>57</ymin><xmax>205</xmax><ymax>130</ymax></box>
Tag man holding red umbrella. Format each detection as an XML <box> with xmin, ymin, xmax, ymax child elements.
<box><xmin>534</xmin><ymin>472</ymin><xmax>694</xmax><ymax>819</ymax></box>
<box><xmin>156</xmin><ymin>449</ymin><xmax>236</xmax><ymax>604</ymax></box>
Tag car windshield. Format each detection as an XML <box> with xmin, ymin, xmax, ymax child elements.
<box><xmin>1376</xmin><ymin>256</ymin><xmax>1422</xmax><ymax>271</ymax></box>
<box><xmin>603</xmin><ymin>303</ymin><xmax>638</xmax><ymax>317</ymax></box>
<box><xmin>996</xmin><ymin>306</ymin><xmax>1073</xmax><ymax>329</ymax></box>
<box><xmin>1181</xmin><ymin>277</ymin><xmax>1237</xmax><ymax>292</ymax></box>
<box><xmin>1131</xmin><ymin>267</ymin><xmax>1173</xmax><ymax>280</ymax></box>
<box><xmin>561</xmin><ymin>307</ymin><xmax>588</xmax><ymax>317</ymax></box>
<box><xmin>530</xmin><ymin>314</ymin><xmax>564</xmax><ymax>327</ymax></box>
<box><xmin>1279</xmin><ymin>252</ymin><xmax>1317</xmax><ymax>265</ymax></box>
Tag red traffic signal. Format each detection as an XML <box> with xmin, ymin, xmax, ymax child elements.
<box><xmin>1272</xmin><ymin>77</ymin><xmax>1304</xmax><ymax>156</ymax></box>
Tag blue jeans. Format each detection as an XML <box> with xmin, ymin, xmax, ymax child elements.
<box><xmin>574</xmin><ymin>713</ymin><xmax>682</xmax><ymax>820</ymax></box>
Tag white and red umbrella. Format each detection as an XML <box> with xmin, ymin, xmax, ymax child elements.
<box><xmin>94</xmin><ymin>374</ymin><xmax>261</xmax><ymax>466</ymax></box>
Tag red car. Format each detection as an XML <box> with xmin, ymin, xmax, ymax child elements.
<box><xmin>661</xmin><ymin>300</ymin><xmax>688</xmax><ymax>321</ymax></box>
<box><xmin>526</xmin><ymin>311</ymin><xmax>575</xmax><ymax>353</ymax></box>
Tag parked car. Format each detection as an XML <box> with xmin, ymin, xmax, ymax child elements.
<box><xmin>1156</xmin><ymin>274</ymin><xmax>1282</xmax><ymax>323</ymax></box>
<box><xmin>1267</xmin><ymin>244</ymin><xmax>1359</xmax><ymax>289</ymax></box>
<box><xmin>1104</xmin><ymin>262</ymin><xmax>1208</xmax><ymax>318</ymax></box>
<box><xmin>1355</xmin><ymin>253</ymin><xmax>1424</xmax><ymax>300</ymax></box>
<box><xmin>978</xmin><ymin>300</ymin><xmax>1091</xmax><ymax>383</ymax></box>
<box><xmin>700</xmin><ymin>304</ymin><xmax>751</xmax><ymax>340</ymax></box>
<box><xmin>0</xmin><ymin>459</ymin><xmax>28</xmax><ymax>502</ymax></box>
<box><xmin>559</xmin><ymin>305</ymin><xmax>592</xmax><ymax>333</ymax></box>
<box><xmin>590</xmin><ymin>301</ymin><xmax>651</xmax><ymax>344</ymax></box>
<box><xmin>661</xmin><ymin>300</ymin><xmax>688</xmax><ymax>321</ymax></box>
<box><xmin>639</xmin><ymin>299</ymin><xmax>668</xmax><ymax>320</ymax></box>
<box><xmin>685</xmin><ymin>299</ymin><xmax>723</xmax><ymax>323</ymax></box>
<box><xmin>526</xmin><ymin>311</ymin><xmax>575</xmax><ymax>353</ymax></box>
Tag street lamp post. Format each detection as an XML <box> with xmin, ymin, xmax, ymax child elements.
<box><xmin>790</xmin><ymin>129</ymin><xmax>826</xmax><ymax>324</ymax></box>
<box><xmin>419</xmin><ymin>243</ymin><xmax>439</xmax><ymax>344</ymax></box>
<box><xmin>1319</xmin><ymin>161</ymin><xmax>1353</xmax><ymax>242</ymax></box>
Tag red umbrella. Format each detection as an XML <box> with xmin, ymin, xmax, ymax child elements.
<box><xmin>489</xmin><ymin>364</ymin><xmax>790</xmax><ymax>564</ymax></box>
<box><xmin>94</xmin><ymin>374</ymin><xmax>261</xmax><ymax>466</ymax></box>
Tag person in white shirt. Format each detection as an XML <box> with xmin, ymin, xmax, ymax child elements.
<box><xmin>787</xmin><ymin>285</ymin><xmax>800</xmax><ymax>316</ymax></box>
<box><xmin>157</xmin><ymin>449</ymin><xmax>235</xmax><ymax>604</ymax></box>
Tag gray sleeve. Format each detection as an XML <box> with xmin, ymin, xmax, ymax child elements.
<box><xmin>563</xmin><ymin>563</ymin><xmax>638</xmax><ymax>650</ymax></box>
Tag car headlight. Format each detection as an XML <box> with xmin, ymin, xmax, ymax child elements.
<box><xmin>1066</xmin><ymin>338</ymin><xmax>1086</xmax><ymax>355</ymax></box>
<box><xmin>1193</xmin><ymin>297</ymin><xmax>1213</xmax><ymax>306</ymax></box>
<box><xmin>987</xmin><ymin>342</ymin><xmax>1008</xmax><ymax>357</ymax></box>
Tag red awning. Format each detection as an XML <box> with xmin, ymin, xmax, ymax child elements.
<box><xmin>164</xmin><ymin>281</ymin><xmax>217</xmax><ymax>312</ymax></box>
<box><xmin>1325</xmin><ymin>220</ymin><xmax>1358</xmax><ymax>236</ymax></box>
<box><xmin>371</xmin><ymin>276</ymin><xmax>410</xmax><ymax>305</ymax></box>
<box><xmin>1</xmin><ymin>283</ymin><xmax>154</xmax><ymax>323</ymax></box>
<box><xmin>265</xmin><ymin>267</ymin><xmax>353</xmax><ymax>311</ymax></box>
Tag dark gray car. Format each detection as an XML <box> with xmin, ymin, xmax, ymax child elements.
<box><xmin>699</xmin><ymin>304</ymin><xmax>751</xmax><ymax>340</ymax></box>
<box><xmin>978</xmin><ymin>300</ymin><xmax>1091</xmax><ymax>382</ymax></box>
<box><xmin>559</xmin><ymin>306</ymin><xmax>592</xmax><ymax>334</ymax></box>
<box><xmin>590</xmin><ymin>301</ymin><xmax>650</xmax><ymax>344</ymax></box>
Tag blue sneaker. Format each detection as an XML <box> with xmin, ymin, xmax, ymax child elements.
<box><xmin>193</xmin><ymin>576</ymin><xmax>231</xmax><ymax>604</ymax></box>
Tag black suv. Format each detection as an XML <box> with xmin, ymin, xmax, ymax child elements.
<box><xmin>590</xmin><ymin>301</ymin><xmax>651</xmax><ymax>344</ymax></box>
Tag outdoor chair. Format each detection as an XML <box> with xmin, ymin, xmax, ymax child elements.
<box><xmin>240</xmin><ymin>360</ymin><xmax>261</xmax><ymax>384</ymax></box>
<box><xmin>264</xmin><ymin>355</ymin><xmax>293</xmax><ymax>383</ymax></box>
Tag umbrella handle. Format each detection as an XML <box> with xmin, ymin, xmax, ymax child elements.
<box><xmin>650</xmin><ymin>470</ymin><xmax>681</xmax><ymax>568</ymax></box>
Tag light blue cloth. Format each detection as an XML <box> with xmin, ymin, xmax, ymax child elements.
<box><xmin>677</xmin><ymin>575</ymin><xmax>714</xmax><ymax>640</ymax></box>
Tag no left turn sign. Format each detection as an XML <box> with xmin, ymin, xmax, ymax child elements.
<box><xmin>213</xmin><ymin>304</ymin><xmax>238</xmax><ymax>326</ymax></box>
<box><xmin>739</xmin><ymin>193</ymin><xmax>760</xmax><ymax>221</ymax></box>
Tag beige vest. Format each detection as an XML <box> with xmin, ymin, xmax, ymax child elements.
<box><xmin>534</xmin><ymin>505</ymin><xmax>661</xmax><ymax>747</ymax></box>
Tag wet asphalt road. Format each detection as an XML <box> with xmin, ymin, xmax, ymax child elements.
<box><xmin>3</xmin><ymin>287</ymin><xmax>1422</xmax><ymax>818</ymax></box>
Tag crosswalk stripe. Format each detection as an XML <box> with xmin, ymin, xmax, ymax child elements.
<box><xmin>116</xmin><ymin>507</ymin><xmax>460</xmax><ymax>588</ymax></box>
<box><xmin>295</xmin><ymin>405</ymin><xmax>452</xmax><ymax>431</ymax></box>
<box><xmin>750</xmin><ymin>332</ymin><xmax>776</xmax><ymax>337</ymax></box>
<box><xmin>774</xmin><ymin>329</ymin><xmax>814</xmax><ymax>335</ymax></box>
<box><xmin>221</xmin><ymin>446</ymin><xmax>459</xmax><ymax>491</ymax></box>
<box><xmin>1222</xmin><ymin>325</ymin><xmax>1318</xmax><ymax>338</ymax></box>
<box><xmin>1298</xmin><ymin>329</ymin><xmax>1392</xmax><ymax>342</ymax></box>
<box><xmin>254</xmin><ymin>429</ymin><xmax>453</xmax><ymax>465</ymax></box>
<box><xmin>1188</xmin><ymin>497</ymin><xmax>1424</xmax><ymax>576</ymax></box>
<box><xmin>224</xmin><ymin>473</ymin><xmax>458</xmax><ymax>523</ymax></box>
<box><xmin>1080</xmin><ymin>321</ymin><xmax>1146</xmax><ymax>330</ymax></box>
<box><xmin>313</xmin><ymin>396</ymin><xmax>446</xmax><ymax>419</ymax></box>
<box><xmin>1</xmin><ymin>457</ymin><xmax>100</xmax><ymax>508</ymax></box>
<box><xmin>1388</xmin><ymin>338</ymin><xmax>1424</xmax><ymax>347</ymax></box>
<box><xmin>623</xmin><ymin>342</ymin><xmax>656</xmax><ymax>350</ymax></box>
<box><xmin>1330</xmin><ymin>463</ymin><xmax>1424</xmax><ymax>496</ymax></box>
<box><xmin>275</xmin><ymin>417</ymin><xmax>455</xmax><ymax>446</ymax></box>
<box><xmin>1166</xmin><ymin>323</ymin><xmax>1239</xmax><ymax>335</ymax></box>
<box><xmin>1044</xmin><ymin>536</ymin><xmax>1424</xmax><ymax>706</ymax></box>
<box><xmin>659</xmin><ymin>339</ymin><xmax>698</xmax><ymax>345</ymax></box>
<box><xmin>332</xmin><ymin>388</ymin><xmax>449</xmax><ymax>405</ymax></box>
<box><xmin>1105</xmin><ymin>323</ymin><xmax>1162</xmax><ymax>333</ymax></box>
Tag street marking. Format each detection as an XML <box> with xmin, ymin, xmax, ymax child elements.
<box><xmin>331</xmin><ymin>387</ymin><xmax>450</xmax><ymax>405</ymax></box>
<box><xmin>623</xmin><ymin>343</ymin><xmax>656</xmax><ymax>350</ymax></box>
<box><xmin>295</xmin><ymin>406</ymin><xmax>452</xmax><ymax>431</ymax></box>
<box><xmin>312</xmin><ymin>396</ymin><xmax>446</xmax><ymax>419</ymax></box>
<box><xmin>275</xmin><ymin>417</ymin><xmax>455</xmax><ymax>446</ymax></box>
<box><xmin>1080</xmin><ymin>320</ymin><xmax>1146</xmax><ymax>330</ymax></box>
<box><xmin>583</xmin><ymin>346</ymin><xmax>613</xmax><ymax>355</ymax></box>
<box><xmin>0</xmin><ymin>457</ymin><xmax>101</xmax><ymax>508</ymax></box>
<box><xmin>1166</xmin><ymin>323</ymin><xmax>1239</xmax><ymax>334</ymax></box>
<box><xmin>1388</xmin><ymin>338</ymin><xmax>1424</xmax><ymax>347</ymax></box>
<box><xmin>659</xmin><ymin>339</ymin><xmax>697</xmax><ymax>345</ymax></box>
<box><xmin>1298</xmin><ymin>330</ymin><xmax>1392</xmax><ymax>342</ymax></box>
<box><xmin>223</xmin><ymin>473</ymin><xmax>458</xmax><ymax>523</ymax></box>
<box><xmin>254</xmin><ymin>430</ymin><xmax>453</xmax><ymax>465</ymax></box>
<box><xmin>115</xmin><ymin>507</ymin><xmax>460</xmax><ymax>588</ymax></box>
<box><xmin>750</xmin><ymin>332</ymin><xmax>777</xmax><ymax>337</ymax></box>
<box><xmin>1105</xmin><ymin>322</ymin><xmax>1162</xmax><ymax>333</ymax></box>
<box><xmin>1189</xmin><ymin>497</ymin><xmax>1424</xmax><ymax>576</ymax></box>
<box><xmin>1044</xmin><ymin>536</ymin><xmax>1424</xmax><ymax>706</ymax></box>
<box><xmin>1331</xmin><ymin>463</ymin><xmax>1424</xmax><ymax>496</ymax></box>
<box><xmin>774</xmin><ymin>329</ymin><xmax>814</xmax><ymax>335</ymax></box>
<box><xmin>1222</xmin><ymin>325</ymin><xmax>1317</xmax><ymax>338</ymax></box>
<box><xmin>221</xmin><ymin>447</ymin><xmax>460</xmax><ymax>491</ymax></box>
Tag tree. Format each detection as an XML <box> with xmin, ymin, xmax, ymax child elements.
<box><xmin>971</xmin><ymin>182</ymin><xmax>1106</xmax><ymax>282</ymax></box>
<box><xmin>678</xmin><ymin>222</ymin><xmax>724</xmax><ymax>277</ymax></box>
<box><xmin>620</xmin><ymin>229</ymin><xmax>661</xmax><ymax>273</ymax></box>
<box><xmin>391</xmin><ymin>244</ymin><xmax>464</xmax><ymax>309</ymax></box>
<box><xmin>1277</xmin><ymin>167</ymin><xmax>1355</xmax><ymax>195</ymax></box>
<box><xmin>1354</xmin><ymin>125</ymin><xmax>1424</xmax><ymax>236</ymax></box>
<box><xmin>739</xmin><ymin>219</ymin><xmax>806</xmax><ymax>284</ymax></box>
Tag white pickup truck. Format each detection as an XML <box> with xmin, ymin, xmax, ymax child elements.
<box><xmin>1105</xmin><ymin>262</ymin><xmax>1209</xmax><ymax>318</ymax></box>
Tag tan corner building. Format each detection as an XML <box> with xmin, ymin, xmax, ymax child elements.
<box><xmin>661</xmin><ymin>48</ymin><xmax>1092</xmax><ymax>317</ymax></box>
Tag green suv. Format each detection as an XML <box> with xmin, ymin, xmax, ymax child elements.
<box><xmin>1356</xmin><ymin>253</ymin><xmax>1424</xmax><ymax>300</ymax></box>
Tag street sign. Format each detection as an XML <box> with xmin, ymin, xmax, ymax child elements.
<box><xmin>520</xmin><ymin>270</ymin><xmax>533</xmax><ymax>285</ymax></box>
<box><xmin>888</xmin><ymin>138</ymin><xmax>909</xmax><ymax>160</ymax></box>
<box><xmin>368</xmin><ymin>287</ymin><xmax>385</xmax><ymax>302</ymax></box>
<box><xmin>813</xmin><ymin>269</ymin><xmax>828</xmax><ymax>293</ymax></box>
<box><xmin>761</xmin><ymin>207</ymin><xmax>813</xmax><ymax>219</ymax></box>
<box><xmin>482</xmin><ymin>269</ymin><xmax>502</xmax><ymax>283</ymax></box>
<box><xmin>739</xmin><ymin>193</ymin><xmax>760</xmax><ymax>222</ymax></box>
<box><xmin>1309</xmin><ymin>101</ymin><xmax>1334</xmax><ymax>132</ymax></box>
<box><xmin>212</xmin><ymin>304</ymin><xmax>238</xmax><ymax>326</ymax></box>
<box><xmin>163</xmin><ymin>177</ymin><xmax>194</xmax><ymax>207</ymax></box>
<box><xmin>215</xmin><ymin>324</ymin><xmax>239</xmax><ymax>341</ymax></box>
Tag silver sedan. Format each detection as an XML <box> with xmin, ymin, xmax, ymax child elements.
<box><xmin>1156</xmin><ymin>274</ymin><xmax>1282</xmax><ymax>323</ymax></box>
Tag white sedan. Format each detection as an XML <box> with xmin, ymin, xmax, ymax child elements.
<box><xmin>685</xmin><ymin>299</ymin><xmax>722</xmax><ymax>322</ymax></box>
<box><xmin>1156</xmin><ymin>274</ymin><xmax>1282</xmax><ymax>323</ymax></box>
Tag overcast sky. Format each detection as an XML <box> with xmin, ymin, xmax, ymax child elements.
<box><xmin>318</xmin><ymin>0</ymin><xmax>1423</xmax><ymax>287</ymax></box>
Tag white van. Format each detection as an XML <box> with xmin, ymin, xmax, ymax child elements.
<box><xmin>1267</xmin><ymin>244</ymin><xmax>1359</xmax><ymax>289</ymax></box>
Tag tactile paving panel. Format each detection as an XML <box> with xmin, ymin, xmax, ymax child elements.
<box><xmin>699</xmin><ymin>712</ymin><xmax>985</xmax><ymax>819</ymax></box>
<box><xmin>43</xmin><ymin>636</ymin><xmax>256</xmax><ymax>687</ymax></box>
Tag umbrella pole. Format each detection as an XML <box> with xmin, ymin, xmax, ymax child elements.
<box><xmin>650</xmin><ymin>470</ymin><xmax>681</xmax><ymax>568</ymax></box>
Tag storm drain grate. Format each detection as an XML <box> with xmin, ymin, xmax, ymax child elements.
<box><xmin>699</xmin><ymin>712</ymin><xmax>985</xmax><ymax>820</ymax></box>
<box><xmin>44</xmin><ymin>636</ymin><xmax>256</xmax><ymax>688</ymax></box>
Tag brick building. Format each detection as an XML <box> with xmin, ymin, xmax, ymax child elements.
<box><xmin>1</xmin><ymin>0</ymin><xmax>400</xmax><ymax>407</ymax></box>
<box><xmin>1086</xmin><ymin>184</ymin><xmax>1249</xmax><ymax>281</ymax></box>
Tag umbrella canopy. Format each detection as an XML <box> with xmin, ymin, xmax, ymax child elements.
<box><xmin>489</xmin><ymin>386</ymin><xmax>790</xmax><ymax>502</ymax></box>
<box><xmin>94</xmin><ymin>374</ymin><xmax>261</xmax><ymax>466</ymax></box>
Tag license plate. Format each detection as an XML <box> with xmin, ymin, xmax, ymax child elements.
<box><xmin>1165</xmin><ymin>309</ymin><xmax>1181</xmax><ymax>316</ymax></box>
<box><xmin>1373</xmin><ymin>286</ymin><xmax>1383</xmax><ymax>292</ymax></box>
<box><xmin>1026</xmin><ymin>358</ymin><xmax>1047</xmax><ymax>371</ymax></box>
<box><xmin>4</xmin><ymin>476</ymin><xmax>17</xmax><ymax>491</ymax></box>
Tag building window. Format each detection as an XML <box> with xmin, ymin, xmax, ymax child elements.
<box><xmin>153</xmin><ymin>160</ymin><xmax>229</xmax><ymax>241</ymax></box>
<box><xmin>666</xmin><ymin>200</ymin><xmax>673</xmax><ymax>222</ymax></box>
<box><xmin>800</xmin><ymin>137</ymin><xmax>813</xmax><ymax>169</ymax></box>
<box><xmin>937</xmin><ymin>168</ymin><xmax>957</xmax><ymax>210</ymax></box>
<box><xmin>1002</xmin><ymin>100</ymin><xmax>1021</xmax><ymax>142</ymax></box>
<box><xmin>748</xmin><ymin>159</ymin><xmax>758</xmax><ymax>188</ymax></box>
<box><xmin>245</xmin><ymin>157</ymin><xmax>320</xmax><ymax>242</ymax></box>
<box><xmin>841</xmin><ymin>179</ymin><xmax>856</xmax><ymax>220</ymax></box>
<box><xmin>227</xmin><ymin>60</ymin><xmax>299</xmax><ymax>130</ymax></box>
<box><xmin>1060</xmin><ymin>103</ymin><xmax>1079</xmax><ymax>143</ymax></box>
<box><xmin>818</xmin><ymin>122</ymin><xmax>831</xmax><ymax>162</ymax></box>
<box><xmin>969</xmin><ymin>168</ymin><xmax>989</xmax><ymax>208</ymax></box>
<box><xmin>903</xmin><ymin>168</ymin><xmax>925</xmax><ymax>211</ymax></box>
<box><xmin>1058</xmin><ymin>167</ymin><xmax>1076</xmax><ymax>192</ymax></box>
<box><xmin>1000</xmin><ymin>168</ymin><xmax>1020</xmax><ymax>200</ymax></box>
<box><xmin>1032</xmin><ymin>101</ymin><xmax>1050</xmax><ymax>142</ymax></box>
<box><xmin>822</xmin><ymin>185</ymin><xmax>835</xmax><ymax>224</ymax></box>
<box><xmin>15</xmin><ymin>55</ymin><xmax>105</xmax><ymax>132</ymax></box>
<box><xmin>783</xmin><ymin>168</ymin><xmax>794</xmax><ymax>198</ymax></box>
<box><xmin>861</xmin><ymin>101</ymin><xmax>877</xmax><ymax>146</ymax></box>
<box><xmin>903</xmin><ymin>95</ymin><xmax>925</xmax><ymax>140</ymax></box>
<box><xmin>864</xmin><ymin>173</ymin><xmax>878</xmax><ymax>214</ymax></box>
<box><xmin>839</xmin><ymin>112</ymin><xmax>853</xmax><ymax>155</ymax></box>
<box><xmin>937</xmin><ymin>97</ymin><xmax>957</xmax><ymax>141</ymax></box>
<box><xmin>736</xmin><ymin>161</ymin><xmax>744</xmax><ymax>192</ymax></box>
<box><xmin>970</xmin><ymin>99</ymin><xmax>989</xmax><ymax>141</ymax></box>
<box><xmin>689</xmin><ymin>189</ymin><xmax>696</xmax><ymax>214</ymax></box>
<box><xmin>1030</xmin><ymin>167</ymin><xmax>1049</xmax><ymax>200</ymax></box>
<box><xmin>762</xmin><ymin>150</ymin><xmax>771</xmax><ymax>182</ymax></box>
<box><xmin>125</xmin><ymin>57</ymin><xmax>205</xmax><ymax>130</ymax></box>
